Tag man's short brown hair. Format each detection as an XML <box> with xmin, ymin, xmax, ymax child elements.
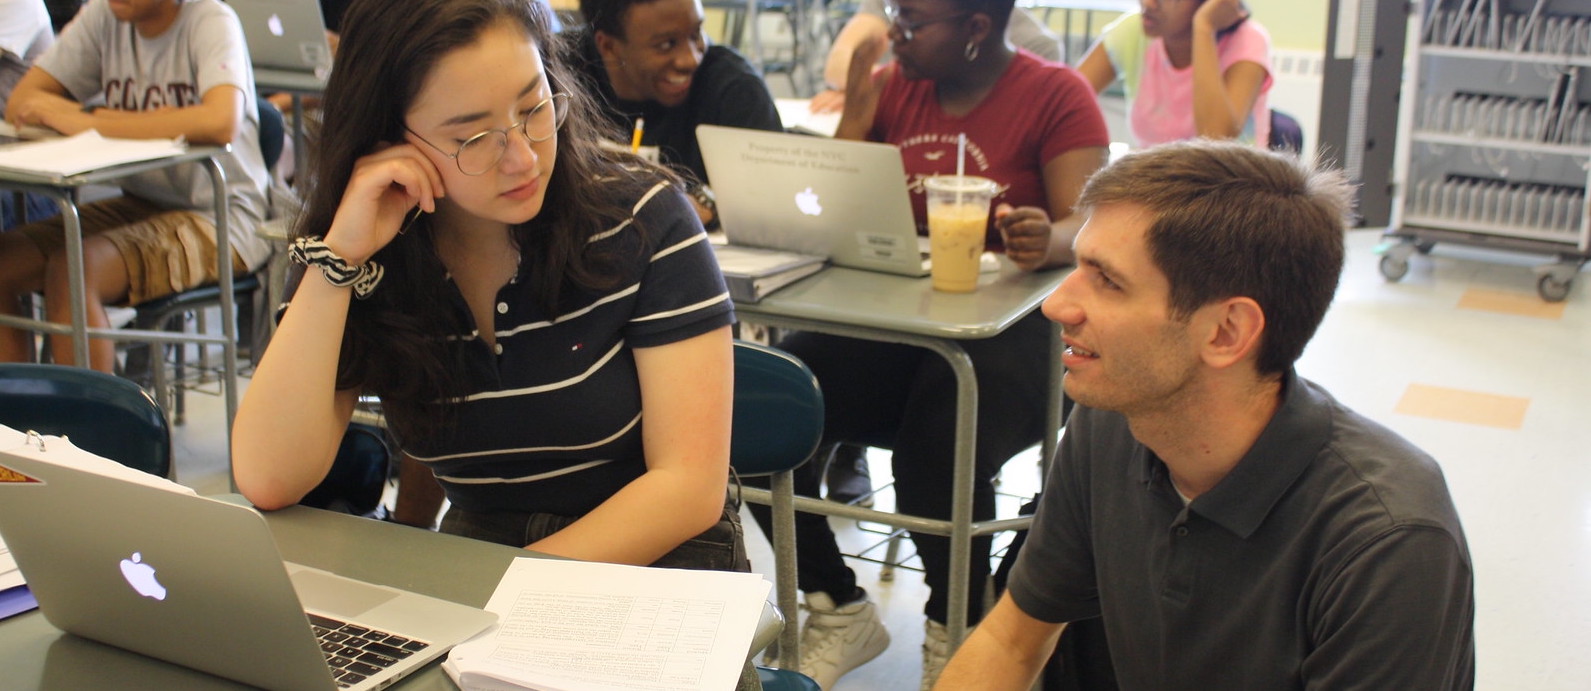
<box><xmin>1078</xmin><ymin>140</ymin><xmax>1355</xmax><ymax>377</ymax></box>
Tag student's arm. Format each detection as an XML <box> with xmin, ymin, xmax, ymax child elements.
<box><xmin>995</xmin><ymin>145</ymin><xmax>1108</xmax><ymax>271</ymax></box>
<box><xmin>811</xmin><ymin>11</ymin><xmax>890</xmax><ymax>114</ymax></box>
<box><xmin>7</xmin><ymin>72</ymin><xmax>249</xmax><ymax>145</ymax></box>
<box><xmin>1191</xmin><ymin>0</ymin><xmax>1267</xmax><ymax>139</ymax></box>
<box><xmin>1302</xmin><ymin>527</ymin><xmax>1474</xmax><ymax>688</ymax></box>
<box><xmin>1076</xmin><ymin>41</ymin><xmax>1117</xmax><ymax>94</ymax></box>
<box><xmin>833</xmin><ymin>33</ymin><xmax>891</xmax><ymax>141</ymax></box>
<box><xmin>233</xmin><ymin>142</ymin><xmax>446</xmax><ymax>510</ymax></box>
<box><xmin>935</xmin><ymin>593</ymin><xmax>1067</xmax><ymax>690</ymax></box>
<box><xmin>3</xmin><ymin>66</ymin><xmax>71</xmax><ymax>127</ymax></box>
<box><xmin>525</xmin><ymin>326</ymin><xmax>734</xmax><ymax>565</ymax></box>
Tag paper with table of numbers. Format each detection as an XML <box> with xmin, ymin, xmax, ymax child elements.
<box><xmin>444</xmin><ymin>557</ymin><xmax>771</xmax><ymax>691</ymax></box>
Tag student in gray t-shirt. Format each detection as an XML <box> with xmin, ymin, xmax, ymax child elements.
<box><xmin>936</xmin><ymin>140</ymin><xmax>1475</xmax><ymax>690</ymax></box>
<box><xmin>1</xmin><ymin>0</ymin><xmax>270</xmax><ymax>372</ymax></box>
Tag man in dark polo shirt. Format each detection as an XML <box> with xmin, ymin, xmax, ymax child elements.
<box><xmin>566</xmin><ymin>0</ymin><xmax>780</xmax><ymax>230</ymax></box>
<box><xmin>937</xmin><ymin>140</ymin><xmax>1475</xmax><ymax>690</ymax></box>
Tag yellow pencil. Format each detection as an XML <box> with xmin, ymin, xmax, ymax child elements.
<box><xmin>630</xmin><ymin>118</ymin><xmax>645</xmax><ymax>153</ymax></box>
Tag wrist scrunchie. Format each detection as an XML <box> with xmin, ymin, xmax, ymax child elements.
<box><xmin>288</xmin><ymin>236</ymin><xmax>384</xmax><ymax>298</ymax></box>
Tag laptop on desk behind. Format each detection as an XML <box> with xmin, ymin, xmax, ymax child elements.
<box><xmin>697</xmin><ymin>124</ymin><xmax>932</xmax><ymax>277</ymax></box>
<box><xmin>0</xmin><ymin>449</ymin><xmax>495</xmax><ymax>691</ymax></box>
<box><xmin>231</xmin><ymin>0</ymin><xmax>333</xmax><ymax>89</ymax></box>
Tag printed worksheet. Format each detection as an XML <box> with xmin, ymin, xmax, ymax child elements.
<box><xmin>444</xmin><ymin>557</ymin><xmax>770</xmax><ymax>691</ymax></box>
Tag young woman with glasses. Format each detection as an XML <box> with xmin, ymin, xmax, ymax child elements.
<box><xmin>233</xmin><ymin>0</ymin><xmax>743</xmax><ymax>574</ymax></box>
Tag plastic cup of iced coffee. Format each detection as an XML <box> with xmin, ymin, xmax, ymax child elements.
<box><xmin>924</xmin><ymin>175</ymin><xmax>996</xmax><ymax>293</ymax></box>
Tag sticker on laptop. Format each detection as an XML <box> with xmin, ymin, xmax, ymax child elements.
<box><xmin>855</xmin><ymin>232</ymin><xmax>911</xmax><ymax>261</ymax></box>
<box><xmin>0</xmin><ymin>464</ymin><xmax>41</xmax><ymax>484</ymax></box>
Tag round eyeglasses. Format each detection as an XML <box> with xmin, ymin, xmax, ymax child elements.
<box><xmin>406</xmin><ymin>93</ymin><xmax>570</xmax><ymax>176</ymax></box>
<box><xmin>883</xmin><ymin>3</ymin><xmax>970</xmax><ymax>43</ymax></box>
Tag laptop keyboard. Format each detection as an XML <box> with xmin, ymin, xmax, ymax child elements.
<box><xmin>309</xmin><ymin>613</ymin><xmax>431</xmax><ymax>688</ymax></box>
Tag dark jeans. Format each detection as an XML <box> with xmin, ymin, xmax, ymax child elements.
<box><xmin>1</xmin><ymin>192</ymin><xmax>59</xmax><ymax>231</ymax></box>
<box><xmin>746</xmin><ymin>311</ymin><xmax>1051</xmax><ymax>623</ymax></box>
<box><xmin>440</xmin><ymin>495</ymin><xmax>751</xmax><ymax>573</ymax></box>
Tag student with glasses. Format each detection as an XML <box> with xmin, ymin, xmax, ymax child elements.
<box><xmin>741</xmin><ymin>0</ymin><xmax>1107</xmax><ymax>688</ymax></box>
<box><xmin>234</xmin><ymin>0</ymin><xmax>745</xmax><ymax>583</ymax></box>
<box><xmin>807</xmin><ymin>0</ymin><xmax>1062</xmax><ymax>115</ymax></box>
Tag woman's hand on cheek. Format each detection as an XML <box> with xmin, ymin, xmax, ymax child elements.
<box><xmin>325</xmin><ymin>143</ymin><xmax>446</xmax><ymax>265</ymax></box>
<box><xmin>1195</xmin><ymin>0</ymin><xmax>1249</xmax><ymax>33</ymax></box>
<box><xmin>995</xmin><ymin>203</ymin><xmax>1052</xmax><ymax>272</ymax></box>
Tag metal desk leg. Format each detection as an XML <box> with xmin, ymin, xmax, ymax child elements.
<box><xmin>51</xmin><ymin>188</ymin><xmax>89</xmax><ymax>367</ymax></box>
<box><xmin>199</xmin><ymin>158</ymin><xmax>239</xmax><ymax>451</ymax></box>
<box><xmin>914</xmin><ymin>339</ymin><xmax>977</xmax><ymax>648</ymax></box>
<box><xmin>290</xmin><ymin>93</ymin><xmax>306</xmax><ymax>176</ymax></box>
<box><xmin>1043</xmin><ymin>320</ymin><xmax>1064</xmax><ymax>477</ymax></box>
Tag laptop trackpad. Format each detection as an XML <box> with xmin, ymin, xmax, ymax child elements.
<box><xmin>288</xmin><ymin>564</ymin><xmax>400</xmax><ymax>618</ymax></box>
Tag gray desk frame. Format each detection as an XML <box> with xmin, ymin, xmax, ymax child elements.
<box><xmin>0</xmin><ymin>149</ymin><xmax>240</xmax><ymax>440</ymax></box>
<box><xmin>0</xmin><ymin>500</ymin><xmax>782</xmax><ymax>689</ymax></box>
<box><xmin>254</xmin><ymin>68</ymin><xmax>328</xmax><ymax>179</ymax></box>
<box><xmin>734</xmin><ymin>259</ymin><xmax>1067</xmax><ymax>649</ymax></box>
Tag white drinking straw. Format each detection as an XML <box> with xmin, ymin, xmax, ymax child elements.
<box><xmin>956</xmin><ymin>132</ymin><xmax>967</xmax><ymax>206</ymax></box>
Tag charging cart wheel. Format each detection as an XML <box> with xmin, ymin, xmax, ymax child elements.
<box><xmin>1379</xmin><ymin>254</ymin><xmax>1410</xmax><ymax>282</ymax></box>
<box><xmin>1537</xmin><ymin>274</ymin><xmax>1572</xmax><ymax>302</ymax></box>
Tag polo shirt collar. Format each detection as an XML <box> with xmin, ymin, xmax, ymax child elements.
<box><xmin>1172</xmin><ymin>369</ymin><xmax>1332</xmax><ymax>538</ymax></box>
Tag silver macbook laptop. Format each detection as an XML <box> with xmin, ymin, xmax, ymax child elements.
<box><xmin>230</xmin><ymin>0</ymin><xmax>333</xmax><ymax>90</ymax></box>
<box><xmin>697</xmin><ymin>124</ymin><xmax>932</xmax><ymax>277</ymax></box>
<box><xmin>0</xmin><ymin>450</ymin><xmax>496</xmax><ymax>691</ymax></box>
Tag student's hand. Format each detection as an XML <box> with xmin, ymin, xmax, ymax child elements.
<box><xmin>325</xmin><ymin>142</ymin><xmax>445</xmax><ymax>265</ymax></box>
<box><xmin>809</xmin><ymin>88</ymin><xmax>846</xmax><ymax>114</ymax></box>
<box><xmin>6</xmin><ymin>91</ymin><xmax>80</xmax><ymax>133</ymax></box>
<box><xmin>835</xmin><ymin>34</ymin><xmax>890</xmax><ymax>140</ymax></box>
<box><xmin>1194</xmin><ymin>0</ymin><xmax>1249</xmax><ymax>34</ymax></box>
<box><xmin>995</xmin><ymin>203</ymin><xmax>1053</xmax><ymax>272</ymax></box>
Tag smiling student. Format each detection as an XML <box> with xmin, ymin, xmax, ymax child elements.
<box><xmin>936</xmin><ymin>140</ymin><xmax>1475</xmax><ymax>690</ymax></box>
<box><xmin>566</xmin><ymin>0</ymin><xmax>780</xmax><ymax>229</ymax></box>
<box><xmin>232</xmin><ymin>0</ymin><xmax>743</xmax><ymax>579</ymax></box>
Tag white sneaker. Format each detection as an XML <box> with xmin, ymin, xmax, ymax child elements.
<box><xmin>799</xmin><ymin>591</ymin><xmax>890</xmax><ymax>689</ymax></box>
<box><xmin>920</xmin><ymin>619</ymin><xmax>950</xmax><ymax>691</ymax></box>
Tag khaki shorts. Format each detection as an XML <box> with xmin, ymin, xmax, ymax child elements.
<box><xmin>17</xmin><ymin>195</ymin><xmax>247</xmax><ymax>306</ymax></box>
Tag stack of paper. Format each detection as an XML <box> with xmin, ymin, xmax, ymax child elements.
<box><xmin>444</xmin><ymin>558</ymin><xmax>771</xmax><ymax>691</ymax></box>
<box><xmin>0</xmin><ymin>129</ymin><xmax>186</xmax><ymax>177</ymax></box>
<box><xmin>775</xmin><ymin>98</ymin><xmax>840</xmax><ymax>138</ymax></box>
<box><xmin>0</xmin><ymin>534</ymin><xmax>31</xmax><ymax>620</ymax></box>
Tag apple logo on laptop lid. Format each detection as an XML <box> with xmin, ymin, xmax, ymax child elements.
<box><xmin>267</xmin><ymin>13</ymin><xmax>285</xmax><ymax>37</ymax></box>
<box><xmin>120</xmin><ymin>552</ymin><xmax>168</xmax><ymax>601</ymax></box>
<box><xmin>795</xmin><ymin>187</ymin><xmax>822</xmax><ymax>216</ymax></box>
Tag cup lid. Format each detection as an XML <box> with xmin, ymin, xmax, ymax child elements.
<box><xmin>924</xmin><ymin>175</ymin><xmax>997</xmax><ymax>193</ymax></box>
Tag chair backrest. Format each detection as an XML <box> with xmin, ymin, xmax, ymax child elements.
<box><xmin>256</xmin><ymin>96</ymin><xmax>286</xmax><ymax>172</ymax></box>
<box><xmin>731</xmin><ymin>340</ymin><xmax>823</xmax><ymax>477</ymax></box>
<box><xmin>0</xmin><ymin>363</ymin><xmax>171</xmax><ymax>478</ymax></box>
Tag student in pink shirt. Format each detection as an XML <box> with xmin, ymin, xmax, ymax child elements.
<box><xmin>1078</xmin><ymin>0</ymin><xmax>1272</xmax><ymax>147</ymax></box>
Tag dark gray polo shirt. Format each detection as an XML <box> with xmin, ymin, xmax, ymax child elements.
<box><xmin>1010</xmin><ymin>371</ymin><xmax>1475</xmax><ymax>689</ymax></box>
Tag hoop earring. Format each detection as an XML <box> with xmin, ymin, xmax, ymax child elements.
<box><xmin>964</xmin><ymin>41</ymin><xmax>979</xmax><ymax>62</ymax></box>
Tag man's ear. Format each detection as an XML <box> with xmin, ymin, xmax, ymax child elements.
<box><xmin>1199</xmin><ymin>297</ymin><xmax>1265</xmax><ymax>370</ymax></box>
<box><xmin>594</xmin><ymin>30</ymin><xmax>622</xmax><ymax>64</ymax></box>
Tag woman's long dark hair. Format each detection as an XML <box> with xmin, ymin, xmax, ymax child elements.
<box><xmin>297</xmin><ymin>0</ymin><xmax>667</xmax><ymax>444</ymax></box>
